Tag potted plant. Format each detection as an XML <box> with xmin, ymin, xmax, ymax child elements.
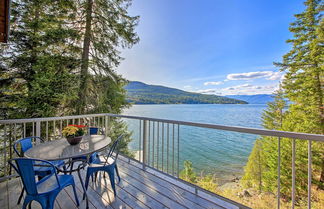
<box><xmin>62</xmin><ymin>125</ymin><xmax>85</xmax><ymax>145</ymax></box>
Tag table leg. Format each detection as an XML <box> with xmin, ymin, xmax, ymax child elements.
<box><xmin>77</xmin><ymin>160</ymin><xmax>89</xmax><ymax>209</ymax></box>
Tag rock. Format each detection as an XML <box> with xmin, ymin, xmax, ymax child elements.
<box><xmin>231</xmin><ymin>176</ymin><xmax>240</xmax><ymax>182</ymax></box>
<box><xmin>243</xmin><ymin>189</ymin><xmax>252</xmax><ymax>197</ymax></box>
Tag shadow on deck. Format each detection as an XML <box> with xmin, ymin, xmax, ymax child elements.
<box><xmin>0</xmin><ymin>155</ymin><xmax>249</xmax><ymax>209</ymax></box>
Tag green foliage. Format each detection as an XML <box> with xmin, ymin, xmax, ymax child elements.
<box><xmin>75</xmin><ymin>0</ymin><xmax>139</xmax><ymax>114</ymax></box>
<box><xmin>244</xmin><ymin>0</ymin><xmax>324</xmax><ymax>202</ymax></box>
<box><xmin>87</xmin><ymin>76</ymin><xmax>130</xmax><ymax>114</ymax></box>
<box><xmin>242</xmin><ymin>139</ymin><xmax>266</xmax><ymax>193</ymax></box>
<box><xmin>274</xmin><ymin>0</ymin><xmax>323</xmax><ymax>135</ymax></box>
<box><xmin>180</xmin><ymin>160</ymin><xmax>219</xmax><ymax>194</ymax></box>
<box><xmin>0</xmin><ymin>0</ymin><xmax>139</xmax><ymax>157</ymax></box>
<box><xmin>0</xmin><ymin>0</ymin><xmax>80</xmax><ymax>119</ymax></box>
<box><xmin>196</xmin><ymin>174</ymin><xmax>219</xmax><ymax>193</ymax></box>
<box><xmin>107</xmin><ymin>118</ymin><xmax>134</xmax><ymax>158</ymax></box>
<box><xmin>180</xmin><ymin>160</ymin><xmax>197</xmax><ymax>183</ymax></box>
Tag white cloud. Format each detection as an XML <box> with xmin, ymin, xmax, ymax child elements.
<box><xmin>183</xmin><ymin>85</ymin><xmax>192</xmax><ymax>89</ymax></box>
<box><xmin>196</xmin><ymin>89</ymin><xmax>218</xmax><ymax>94</ymax></box>
<box><xmin>222</xmin><ymin>84</ymin><xmax>278</xmax><ymax>95</ymax></box>
<box><xmin>266</xmin><ymin>72</ymin><xmax>281</xmax><ymax>80</ymax></box>
<box><xmin>204</xmin><ymin>81</ymin><xmax>223</xmax><ymax>86</ymax></box>
<box><xmin>227</xmin><ymin>71</ymin><xmax>274</xmax><ymax>80</ymax></box>
<box><xmin>196</xmin><ymin>83</ymin><xmax>278</xmax><ymax>96</ymax></box>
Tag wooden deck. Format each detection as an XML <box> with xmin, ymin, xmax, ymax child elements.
<box><xmin>0</xmin><ymin>156</ymin><xmax>248</xmax><ymax>209</ymax></box>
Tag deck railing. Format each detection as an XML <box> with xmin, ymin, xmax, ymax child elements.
<box><xmin>0</xmin><ymin>113</ymin><xmax>323</xmax><ymax>209</ymax></box>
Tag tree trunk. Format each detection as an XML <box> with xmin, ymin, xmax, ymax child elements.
<box><xmin>77</xmin><ymin>0</ymin><xmax>93</xmax><ymax>114</ymax></box>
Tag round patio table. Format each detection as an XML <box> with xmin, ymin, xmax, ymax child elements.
<box><xmin>25</xmin><ymin>135</ymin><xmax>111</xmax><ymax>209</ymax></box>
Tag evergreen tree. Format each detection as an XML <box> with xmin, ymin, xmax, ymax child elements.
<box><xmin>275</xmin><ymin>0</ymin><xmax>324</xmax><ymax>185</ymax></box>
<box><xmin>243</xmin><ymin>0</ymin><xmax>324</xmax><ymax>201</ymax></box>
<box><xmin>242</xmin><ymin>90</ymin><xmax>286</xmax><ymax>194</ymax></box>
<box><xmin>75</xmin><ymin>0</ymin><xmax>139</xmax><ymax>114</ymax></box>
<box><xmin>242</xmin><ymin>139</ymin><xmax>265</xmax><ymax>193</ymax></box>
<box><xmin>0</xmin><ymin>0</ymin><xmax>80</xmax><ymax>118</ymax></box>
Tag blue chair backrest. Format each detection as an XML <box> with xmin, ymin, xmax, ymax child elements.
<box><xmin>104</xmin><ymin>135</ymin><xmax>123</xmax><ymax>165</ymax></box>
<box><xmin>89</xmin><ymin>127</ymin><xmax>99</xmax><ymax>135</ymax></box>
<box><xmin>8</xmin><ymin>158</ymin><xmax>58</xmax><ymax>196</ymax></box>
<box><xmin>9</xmin><ymin>158</ymin><xmax>38</xmax><ymax>195</ymax></box>
<box><xmin>13</xmin><ymin>137</ymin><xmax>43</xmax><ymax>157</ymax></box>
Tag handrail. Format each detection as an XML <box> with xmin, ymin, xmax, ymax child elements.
<box><xmin>1</xmin><ymin>112</ymin><xmax>323</xmax><ymax>208</ymax></box>
<box><xmin>1</xmin><ymin>113</ymin><xmax>323</xmax><ymax>141</ymax></box>
<box><xmin>0</xmin><ymin>113</ymin><xmax>107</xmax><ymax>123</ymax></box>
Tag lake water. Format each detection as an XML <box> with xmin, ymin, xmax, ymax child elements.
<box><xmin>122</xmin><ymin>104</ymin><xmax>267</xmax><ymax>182</ymax></box>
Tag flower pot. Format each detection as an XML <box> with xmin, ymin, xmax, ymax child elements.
<box><xmin>66</xmin><ymin>136</ymin><xmax>83</xmax><ymax>145</ymax></box>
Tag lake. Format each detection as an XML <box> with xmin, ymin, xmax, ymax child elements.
<box><xmin>122</xmin><ymin>104</ymin><xmax>267</xmax><ymax>183</ymax></box>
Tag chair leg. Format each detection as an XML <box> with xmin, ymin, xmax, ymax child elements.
<box><xmin>72</xmin><ymin>184</ymin><xmax>80</xmax><ymax>206</ymax></box>
<box><xmin>70</xmin><ymin>162</ymin><xmax>74</xmax><ymax>174</ymax></box>
<box><xmin>83</xmin><ymin>171</ymin><xmax>91</xmax><ymax>200</ymax></box>
<box><xmin>17</xmin><ymin>187</ymin><xmax>24</xmax><ymax>204</ymax></box>
<box><xmin>107</xmin><ymin>171</ymin><xmax>117</xmax><ymax>197</ymax></box>
<box><xmin>22</xmin><ymin>197</ymin><xmax>32</xmax><ymax>209</ymax></box>
<box><xmin>94</xmin><ymin>172</ymin><xmax>98</xmax><ymax>182</ymax></box>
<box><xmin>115</xmin><ymin>164</ymin><xmax>121</xmax><ymax>183</ymax></box>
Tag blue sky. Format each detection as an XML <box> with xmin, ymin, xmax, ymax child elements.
<box><xmin>117</xmin><ymin>0</ymin><xmax>304</xmax><ymax>95</ymax></box>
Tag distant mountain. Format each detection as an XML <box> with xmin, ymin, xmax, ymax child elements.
<box><xmin>124</xmin><ymin>81</ymin><xmax>247</xmax><ymax>104</ymax></box>
<box><xmin>225</xmin><ymin>94</ymin><xmax>274</xmax><ymax>104</ymax></box>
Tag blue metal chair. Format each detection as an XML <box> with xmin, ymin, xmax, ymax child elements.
<box><xmin>9</xmin><ymin>158</ymin><xmax>79</xmax><ymax>209</ymax></box>
<box><xmin>84</xmin><ymin>135</ymin><xmax>123</xmax><ymax>197</ymax></box>
<box><xmin>13</xmin><ymin>137</ymin><xmax>67</xmax><ymax>205</ymax></box>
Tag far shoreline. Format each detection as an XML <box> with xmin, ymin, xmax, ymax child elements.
<box><xmin>127</xmin><ymin>103</ymin><xmax>250</xmax><ymax>105</ymax></box>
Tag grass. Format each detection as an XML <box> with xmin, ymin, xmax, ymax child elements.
<box><xmin>218</xmin><ymin>183</ymin><xmax>324</xmax><ymax>209</ymax></box>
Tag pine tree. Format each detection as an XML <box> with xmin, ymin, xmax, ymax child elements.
<box><xmin>242</xmin><ymin>139</ymin><xmax>265</xmax><ymax>193</ymax></box>
<box><xmin>275</xmin><ymin>0</ymin><xmax>324</xmax><ymax>186</ymax></box>
<box><xmin>243</xmin><ymin>0</ymin><xmax>324</xmax><ymax>200</ymax></box>
<box><xmin>0</xmin><ymin>0</ymin><xmax>80</xmax><ymax>118</ymax></box>
<box><xmin>75</xmin><ymin>0</ymin><xmax>139</xmax><ymax>114</ymax></box>
<box><xmin>242</xmin><ymin>90</ymin><xmax>286</xmax><ymax>193</ymax></box>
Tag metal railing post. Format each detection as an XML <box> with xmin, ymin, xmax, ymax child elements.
<box><xmin>177</xmin><ymin>124</ymin><xmax>180</xmax><ymax>178</ymax></box>
<box><xmin>105</xmin><ymin>115</ymin><xmax>109</xmax><ymax>136</ymax></box>
<box><xmin>36</xmin><ymin>121</ymin><xmax>41</xmax><ymax>138</ymax></box>
<box><xmin>292</xmin><ymin>139</ymin><xmax>296</xmax><ymax>209</ymax></box>
<box><xmin>277</xmin><ymin>137</ymin><xmax>281</xmax><ymax>209</ymax></box>
<box><xmin>308</xmin><ymin>140</ymin><xmax>312</xmax><ymax>209</ymax></box>
<box><xmin>142</xmin><ymin>120</ymin><xmax>148</xmax><ymax>170</ymax></box>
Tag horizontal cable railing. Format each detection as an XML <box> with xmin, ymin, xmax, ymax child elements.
<box><xmin>0</xmin><ymin>113</ymin><xmax>323</xmax><ymax>209</ymax></box>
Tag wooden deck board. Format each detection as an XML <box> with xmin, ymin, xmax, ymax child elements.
<box><xmin>94</xmin><ymin>173</ymin><xmax>150</xmax><ymax>209</ymax></box>
<box><xmin>0</xmin><ymin>180</ymin><xmax>8</xmax><ymax>209</ymax></box>
<box><xmin>118</xmin><ymin>160</ymin><xmax>219</xmax><ymax>209</ymax></box>
<box><xmin>0</xmin><ymin>156</ymin><xmax>245</xmax><ymax>209</ymax></box>
<box><xmin>118</xmin><ymin>157</ymin><xmax>225</xmax><ymax>209</ymax></box>
<box><xmin>8</xmin><ymin>178</ymin><xmax>24</xmax><ymax>209</ymax></box>
<box><xmin>117</xmin><ymin>170</ymin><xmax>187</xmax><ymax>209</ymax></box>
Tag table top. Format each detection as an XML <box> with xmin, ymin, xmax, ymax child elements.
<box><xmin>24</xmin><ymin>135</ymin><xmax>111</xmax><ymax>161</ymax></box>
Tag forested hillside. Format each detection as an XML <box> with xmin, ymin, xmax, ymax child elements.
<box><xmin>125</xmin><ymin>81</ymin><xmax>247</xmax><ymax>104</ymax></box>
